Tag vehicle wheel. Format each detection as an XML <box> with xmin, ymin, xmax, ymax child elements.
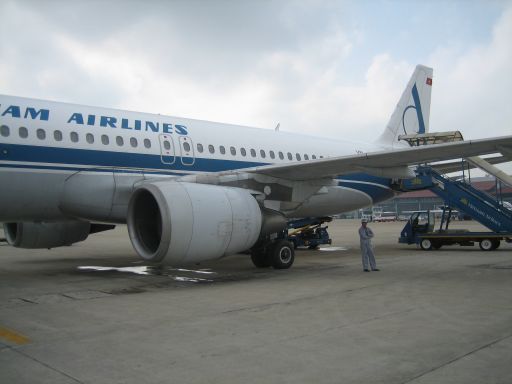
<box><xmin>270</xmin><ymin>240</ymin><xmax>295</xmax><ymax>269</ymax></box>
<box><xmin>420</xmin><ymin>239</ymin><xmax>433</xmax><ymax>251</ymax></box>
<box><xmin>479</xmin><ymin>239</ymin><xmax>494</xmax><ymax>251</ymax></box>
<box><xmin>432</xmin><ymin>242</ymin><xmax>442</xmax><ymax>250</ymax></box>
<box><xmin>491</xmin><ymin>240</ymin><xmax>500</xmax><ymax>250</ymax></box>
<box><xmin>250</xmin><ymin>251</ymin><xmax>271</xmax><ymax>268</ymax></box>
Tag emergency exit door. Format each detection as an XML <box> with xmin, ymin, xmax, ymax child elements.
<box><xmin>179</xmin><ymin>136</ymin><xmax>195</xmax><ymax>166</ymax></box>
<box><xmin>159</xmin><ymin>134</ymin><xmax>175</xmax><ymax>165</ymax></box>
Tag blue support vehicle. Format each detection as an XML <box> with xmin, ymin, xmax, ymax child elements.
<box><xmin>288</xmin><ymin>217</ymin><xmax>333</xmax><ymax>249</ymax></box>
<box><xmin>399</xmin><ymin>208</ymin><xmax>512</xmax><ymax>250</ymax></box>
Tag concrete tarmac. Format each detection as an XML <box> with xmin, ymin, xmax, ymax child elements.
<box><xmin>1</xmin><ymin>220</ymin><xmax>511</xmax><ymax>384</ymax></box>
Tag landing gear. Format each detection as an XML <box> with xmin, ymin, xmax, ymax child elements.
<box><xmin>270</xmin><ymin>240</ymin><xmax>295</xmax><ymax>269</ymax></box>
<box><xmin>250</xmin><ymin>250</ymin><xmax>271</xmax><ymax>268</ymax></box>
<box><xmin>250</xmin><ymin>239</ymin><xmax>295</xmax><ymax>269</ymax></box>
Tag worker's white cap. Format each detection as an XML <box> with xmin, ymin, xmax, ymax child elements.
<box><xmin>361</xmin><ymin>218</ymin><xmax>368</xmax><ymax>223</ymax></box>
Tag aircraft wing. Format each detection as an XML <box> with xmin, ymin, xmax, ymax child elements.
<box><xmin>243</xmin><ymin>135</ymin><xmax>512</xmax><ymax>181</ymax></box>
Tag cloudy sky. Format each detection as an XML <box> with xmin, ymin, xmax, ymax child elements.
<box><xmin>1</xmin><ymin>0</ymin><xmax>511</xmax><ymax>148</ymax></box>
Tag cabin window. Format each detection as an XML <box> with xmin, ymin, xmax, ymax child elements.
<box><xmin>86</xmin><ymin>133</ymin><xmax>95</xmax><ymax>144</ymax></box>
<box><xmin>312</xmin><ymin>155</ymin><xmax>317</xmax><ymax>159</ymax></box>
<box><xmin>197</xmin><ymin>143</ymin><xmax>204</xmax><ymax>153</ymax></box>
<box><xmin>250</xmin><ymin>149</ymin><xmax>256</xmax><ymax>157</ymax></box>
<box><xmin>319</xmin><ymin>155</ymin><xmax>324</xmax><ymax>159</ymax></box>
<box><xmin>144</xmin><ymin>138</ymin><xmax>151</xmax><ymax>149</ymax></box>
<box><xmin>208</xmin><ymin>144</ymin><xmax>215</xmax><ymax>154</ymax></box>
<box><xmin>101</xmin><ymin>135</ymin><xmax>109</xmax><ymax>145</ymax></box>
<box><xmin>163</xmin><ymin>140</ymin><xmax>171</xmax><ymax>150</ymax></box>
<box><xmin>230</xmin><ymin>146</ymin><xmax>236</xmax><ymax>156</ymax></box>
<box><xmin>183</xmin><ymin>142</ymin><xmax>191</xmax><ymax>152</ymax></box>
<box><xmin>296</xmin><ymin>153</ymin><xmax>301</xmax><ymax>161</ymax></box>
<box><xmin>130</xmin><ymin>137</ymin><xmax>138</xmax><ymax>148</ymax></box>
<box><xmin>260</xmin><ymin>150</ymin><xmax>266</xmax><ymax>158</ymax></box>
<box><xmin>269</xmin><ymin>151</ymin><xmax>275</xmax><ymax>159</ymax></box>
<box><xmin>116</xmin><ymin>136</ymin><xmax>124</xmax><ymax>146</ymax></box>
<box><xmin>0</xmin><ymin>125</ymin><xmax>9</xmax><ymax>137</ymax></box>
<box><xmin>220</xmin><ymin>146</ymin><xmax>226</xmax><ymax>155</ymax></box>
<box><xmin>36</xmin><ymin>129</ymin><xmax>46</xmax><ymax>140</ymax></box>
<box><xmin>287</xmin><ymin>152</ymin><xmax>292</xmax><ymax>160</ymax></box>
<box><xmin>70</xmin><ymin>132</ymin><xmax>79</xmax><ymax>143</ymax></box>
<box><xmin>19</xmin><ymin>127</ymin><xmax>28</xmax><ymax>138</ymax></box>
<box><xmin>304</xmin><ymin>154</ymin><xmax>309</xmax><ymax>160</ymax></box>
<box><xmin>240</xmin><ymin>148</ymin><xmax>247</xmax><ymax>157</ymax></box>
<box><xmin>278</xmin><ymin>151</ymin><xmax>284</xmax><ymax>160</ymax></box>
<box><xmin>53</xmin><ymin>130</ymin><xmax>62</xmax><ymax>141</ymax></box>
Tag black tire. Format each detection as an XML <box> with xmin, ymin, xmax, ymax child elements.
<box><xmin>432</xmin><ymin>242</ymin><xmax>442</xmax><ymax>250</ymax></box>
<box><xmin>270</xmin><ymin>240</ymin><xmax>295</xmax><ymax>269</ymax></box>
<box><xmin>308</xmin><ymin>244</ymin><xmax>319</xmax><ymax>250</ymax></box>
<box><xmin>250</xmin><ymin>251</ymin><xmax>271</xmax><ymax>268</ymax></box>
<box><xmin>479</xmin><ymin>239</ymin><xmax>494</xmax><ymax>251</ymax></box>
<box><xmin>491</xmin><ymin>240</ymin><xmax>500</xmax><ymax>250</ymax></box>
<box><xmin>420</xmin><ymin>238</ymin><xmax>433</xmax><ymax>251</ymax></box>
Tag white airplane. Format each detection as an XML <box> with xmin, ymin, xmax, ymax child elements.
<box><xmin>1</xmin><ymin>65</ymin><xmax>511</xmax><ymax>269</ymax></box>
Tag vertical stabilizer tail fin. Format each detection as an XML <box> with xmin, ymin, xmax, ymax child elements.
<box><xmin>378</xmin><ymin>65</ymin><xmax>433</xmax><ymax>147</ymax></box>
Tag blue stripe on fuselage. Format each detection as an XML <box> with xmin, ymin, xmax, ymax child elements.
<box><xmin>337</xmin><ymin>178</ymin><xmax>395</xmax><ymax>203</ymax></box>
<box><xmin>0</xmin><ymin>143</ymin><xmax>395</xmax><ymax>202</ymax></box>
<box><xmin>0</xmin><ymin>143</ymin><xmax>263</xmax><ymax>172</ymax></box>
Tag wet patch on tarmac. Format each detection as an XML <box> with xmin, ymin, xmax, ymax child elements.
<box><xmin>318</xmin><ymin>246</ymin><xmax>349</xmax><ymax>252</ymax></box>
<box><xmin>78</xmin><ymin>265</ymin><xmax>218</xmax><ymax>283</ymax></box>
<box><xmin>75</xmin><ymin>263</ymin><xmax>279</xmax><ymax>291</ymax></box>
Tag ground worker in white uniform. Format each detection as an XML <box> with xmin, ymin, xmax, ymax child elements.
<box><xmin>358</xmin><ymin>218</ymin><xmax>379</xmax><ymax>272</ymax></box>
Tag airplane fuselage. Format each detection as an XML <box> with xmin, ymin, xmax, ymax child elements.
<box><xmin>0</xmin><ymin>94</ymin><xmax>396</xmax><ymax>222</ymax></box>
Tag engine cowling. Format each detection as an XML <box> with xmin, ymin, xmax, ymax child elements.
<box><xmin>3</xmin><ymin>221</ymin><xmax>91</xmax><ymax>249</ymax></box>
<box><xmin>127</xmin><ymin>182</ymin><xmax>264</xmax><ymax>264</ymax></box>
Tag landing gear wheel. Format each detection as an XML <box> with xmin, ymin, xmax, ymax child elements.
<box><xmin>420</xmin><ymin>239</ymin><xmax>433</xmax><ymax>251</ymax></box>
<box><xmin>479</xmin><ymin>239</ymin><xmax>494</xmax><ymax>251</ymax></box>
<box><xmin>250</xmin><ymin>251</ymin><xmax>271</xmax><ymax>268</ymax></box>
<box><xmin>270</xmin><ymin>240</ymin><xmax>295</xmax><ymax>269</ymax></box>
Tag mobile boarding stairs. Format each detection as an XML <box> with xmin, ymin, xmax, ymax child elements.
<box><xmin>397</xmin><ymin>131</ymin><xmax>512</xmax><ymax>250</ymax></box>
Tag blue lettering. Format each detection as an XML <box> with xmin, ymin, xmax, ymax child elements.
<box><xmin>100</xmin><ymin>116</ymin><xmax>117</xmax><ymax>128</ymax></box>
<box><xmin>24</xmin><ymin>107</ymin><xmax>49</xmax><ymax>121</ymax></box>
<box><xmin>162</xmin><ymin>123</ymin><xmax>173</xmax><ymax>133</ymax></box>
<box><xmin>121</xmin><ymin>118</ymin><xmax>132</xmax><ymax>130</ymax></box>
<box><xmin>68</xmin><ymin>113</ymin><xmax>84</xmax><ymax>124</ymax></box>
<box><xmin>121</xmin><ymin>118</ymin><xmax>142</xmax><ymax>130</ymax></box>
<box><xmin>87</xmin><ymin>115</ymin><xmax>96</xmax><ymax>126</ymax></box>
<box><xmin>175</xmin><ymin>124</ymin><xmax>188</xmax><ymax>135</ymax></box>
<box><xmin>2</xmin><ymin>105</ymin><xmax>21</xmax><ymax>118</ymax></box>
<box><xmin>145</xmin><ymin>121</ymin><xmax>159</xmax><ymax>132</ymax></box>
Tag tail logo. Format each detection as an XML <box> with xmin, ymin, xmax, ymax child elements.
<box><xmin>402</xmin><ymin>83</ymin><xmax>426</xmax><ymax>135</ymax></box>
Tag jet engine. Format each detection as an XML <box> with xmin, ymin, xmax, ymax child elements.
<box><xmin>127</xmin><ymin>182</ymin><xmax>267</xmax><ymax>264</ymax></box>
<box><xmin>3</xmin><ymin>221</ymin><xmax>91</xmax><ymax>249</ymax></box>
